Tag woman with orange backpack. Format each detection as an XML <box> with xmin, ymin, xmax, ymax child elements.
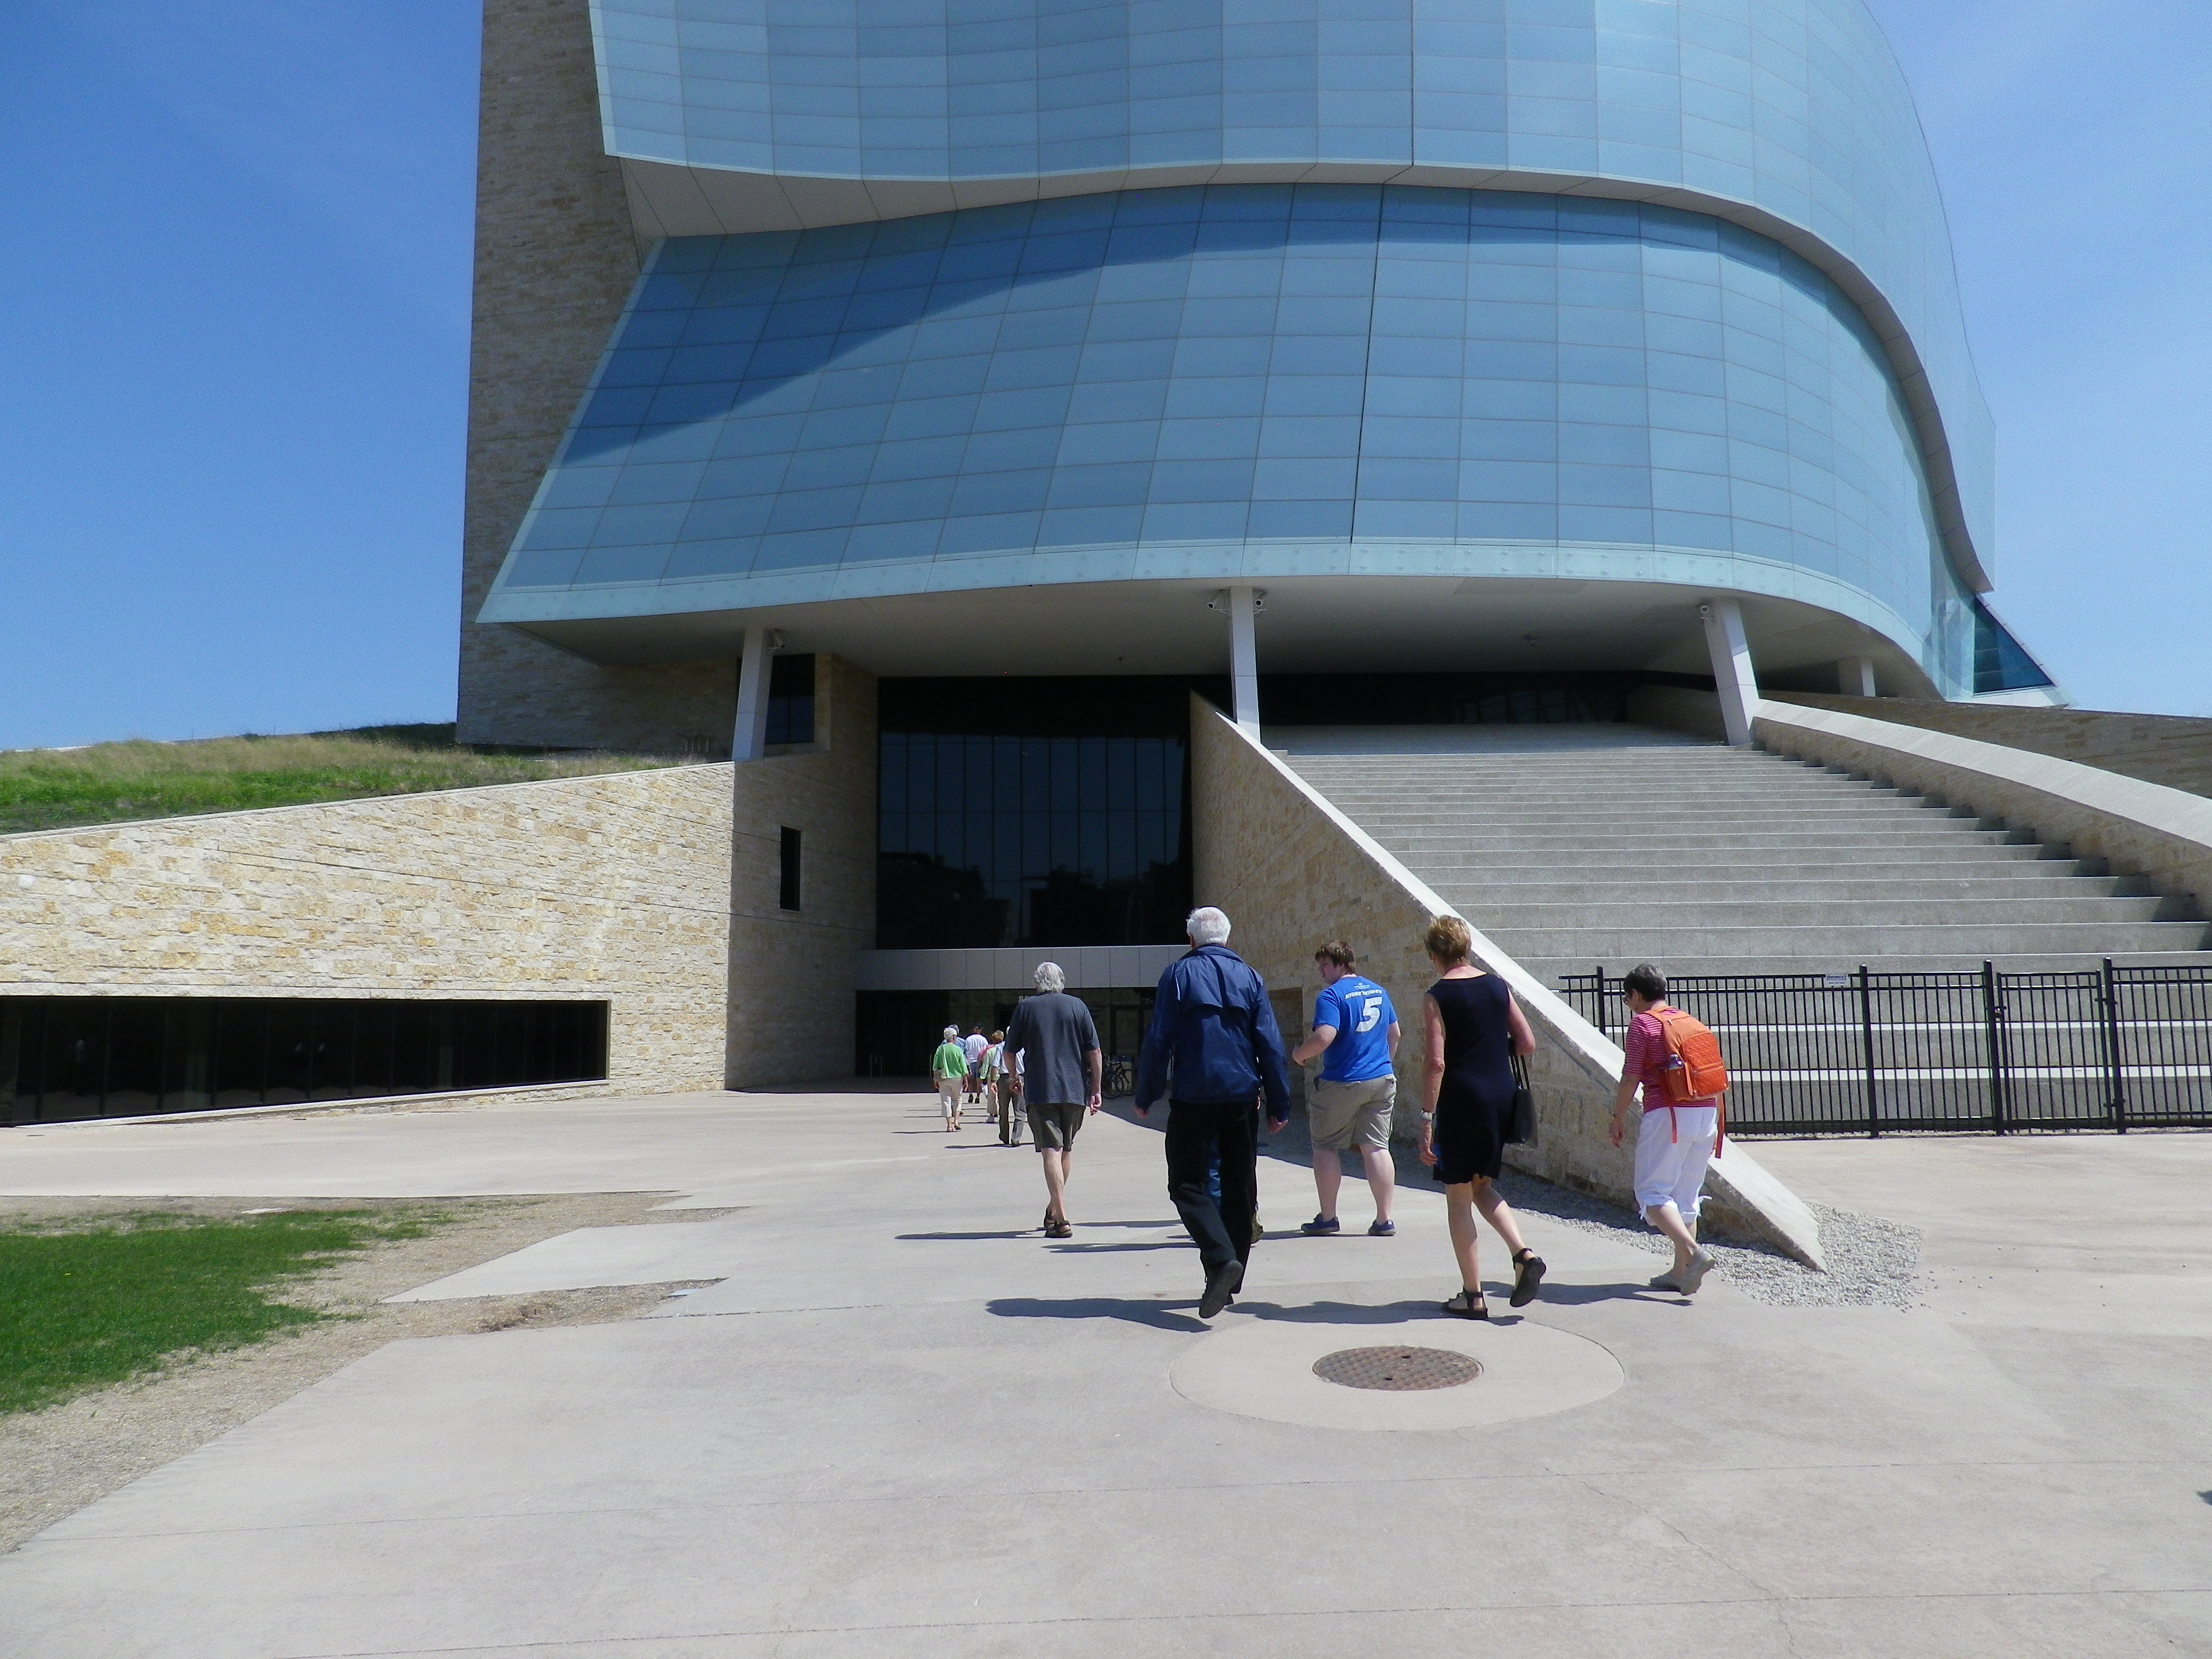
<box><xmin>1607</xmin><ymin>963</ymin><xmax>1728</xmax><ymax>1295</ymax></box>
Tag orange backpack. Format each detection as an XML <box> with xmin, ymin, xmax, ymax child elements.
<box><xmin>1651</xmin><ymin>1006</ymin><xmax>1729</xmax><ymax>1154</ymax></box>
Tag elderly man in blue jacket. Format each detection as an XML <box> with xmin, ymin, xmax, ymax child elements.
<box><xmin>1135</xmin><ymin>906</ymin><xmax>1292</xmax><ymax>1319</ymax></box>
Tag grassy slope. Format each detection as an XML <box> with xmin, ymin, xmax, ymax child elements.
<box><xmin>0</xmin><ymin>724</ymin><xmax>684</xmax><ymax>836</ymax></box>
<box><xmin>0</xmin><ymin>1210</ymin><xmax>435</xmax><ymax>1415</ymax></box>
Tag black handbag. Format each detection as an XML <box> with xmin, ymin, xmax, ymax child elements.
<box><xmin>1505</xmin><ymin>1053</ymin><xmax>1537</xmax><ymax>1145</ymax></box>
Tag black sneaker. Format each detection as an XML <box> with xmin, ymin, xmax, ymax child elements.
<box><xmin>1299</xmin><ymin>1214</ymin><xmax>1342</xmax><ymax>1236</ymax></box>
<box><xmin>1198</xmin><ymin>1260</ymin><xmax>1241</xmax><ymax>1319</ymax></box>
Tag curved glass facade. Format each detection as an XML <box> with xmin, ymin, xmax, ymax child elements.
<box><xmin>592</xmin><ymin>0</ymin><xmax>1994</xmax><ymax>565</ymax></box>
<box><xmin>489</xmin><ymin>185</ymin><xmax>1975</xmax><ymax>690</ymax></box>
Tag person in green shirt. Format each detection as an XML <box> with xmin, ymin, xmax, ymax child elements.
<box><xmin>931</xmin><ymin>1026</ymin><xmax>970</xmax><ymax>1131</ymax></box>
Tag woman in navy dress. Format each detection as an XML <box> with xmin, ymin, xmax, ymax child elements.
<box><xmin>1417</xmin><ymin>914</ymin><xmax>1546</xmax><ymax>1318</ymax></box>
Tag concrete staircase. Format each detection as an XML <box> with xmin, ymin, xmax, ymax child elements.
<box><xmin>1274</xmin><ymin>723</ymin><xmax>2212</xmax><ymax>983</ymax></box>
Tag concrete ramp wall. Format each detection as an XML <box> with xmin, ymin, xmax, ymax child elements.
<box><xmin>1190</xmin><ymin>698</ymin><xmax>1825</xmax><ymax>1268</ymax></box>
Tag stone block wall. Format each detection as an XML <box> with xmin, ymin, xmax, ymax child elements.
<box><xmin>0</xmin><ymin>768</ymin><xmax>737</xmax><ymax>1096</ymax></box>
<box><xmin>458</xmin><ymin>0</ymin><xmax>733</xmax><ymax>752</ymax></box>
<box><xmin>1190</xmin><ymin>697</ymin><xmax>1824</xmax><ymax>1266</ymax></box>
<box><xmin>724</xmin><ymin>656</ymin><xmax>878</xmax><ymax>1084</ymax></box>
<box><xmin>1</xmin><ymin>657</ymin><xmax>885</xmax><ymax>1095</ymax></box>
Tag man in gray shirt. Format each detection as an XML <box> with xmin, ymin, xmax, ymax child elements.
<box><xmin>1003</xmin><ymin>962</ymin><xmax>1102</xmax><ymax>1240</ymax></box>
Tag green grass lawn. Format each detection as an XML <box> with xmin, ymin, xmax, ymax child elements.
<box><xmin>0</xmin><ymin>724</ymin><xmax>683</xmax><ymax>836</ymax></box>
<box><xmin>0</xmin><ymin>1210</ymin><xmax>434</xmax><ymax>1415</ymax></box>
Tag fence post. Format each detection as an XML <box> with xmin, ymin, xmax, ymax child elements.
<box><xmin>1594</xmin><ymin>964</ymin><xmax>1606</xmax><ymax>1040</ymax></box>
<box><xmin>1980</xmin><ymin>959</ymin><xmax>2008</xmax><ymax>1135</ymax></box>
<box><xmin>2100</xmin><ymin>956</ymin><xmax>2128</xmax><ymax>1134</ymax></box>
<box><xmin>1857</xmin><ymin>964</ymin><xmax>1878</xmax><ymax>1139</ymax></box>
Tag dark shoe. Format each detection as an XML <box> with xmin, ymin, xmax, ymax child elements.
<box><xmin>1198</xmin><ymin>1261</ymin><xmax>1241</xmax><ymax>1319</ymax></box>
<box><xmin>1442</xmin><ymin>1287</ymin><xmax>1489</xmax><ymax>1320</ymax></box>
<box><xmin>1299</xmin><ymin>1214</ymin><xmax>1341</xmax><ymax>1236</ymax></box>
<box><xmin>1509</xmin><ymin>1249</ymin><xmax>1547</xmax><ymax>1307</ymax></box>
<box><xmin>1368</xmin><ymin>1218</ymin><xmax>1395</xmax><ymax>1237</ymax></box>
<box><xmin>1045</xmin><ymin>1219</ymin><xmax>1073</xmax><ymax>1239</ymax></box>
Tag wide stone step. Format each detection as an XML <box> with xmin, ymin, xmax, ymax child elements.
<box><xmin>1452</xmin><ymin>895</ymin><xmax>2188</xmax><ymax>928</ymax></box>
<box><xmin>1346</xmin><ymin>807</ymin><xmax>1980</xmax><ymax>830</ymax></box>
<box><xmin>1411</xmin><ymin>850</ymin><xmax>2066</xmax><ymax>878</ymax></box>
<box><xmin>1484</xmin><ymin>920</ymin><xmax>2212</xmax><ymax>959</ymax></box>
<box><xmin>1531</xmin><ymin>950</ymin><xmax>2212</xmax><ymax>980</ymax></box>
<box><xmin>1373</xmin><ymin>829</ymin><xmax>2030</xmax><ymax>853</ymax></box>
<box><xmin>1430</xmin><ymin>873</ymin><xmax>2141</xmax><ymax>905</ymax></box>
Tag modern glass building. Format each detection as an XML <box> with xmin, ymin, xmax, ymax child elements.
<box><xmin>457</xmin><ymin>0</ymin><xmax>2059</xmax><ymax>1068</ymax></box>
<box><xmin>476</xmin><ymin>0</ymin><xmax>2054</xmax><ymax>704</ymax></box>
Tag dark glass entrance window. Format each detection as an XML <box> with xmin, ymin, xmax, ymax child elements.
<box><xmin>877</xmin><ymin>678</ymin><xmax>1192</xmax><ymax>950</ymax></box>
<box><xmin>1</xmin><ymin>998</ymin><xmax>609</xmax><ymax>1126</ymax></box>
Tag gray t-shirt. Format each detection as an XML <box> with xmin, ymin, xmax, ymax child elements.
<box><xmin>1004</xmin><ymin>992</ymin><xmax>1099</xmax><ymax>1107</ymax></box>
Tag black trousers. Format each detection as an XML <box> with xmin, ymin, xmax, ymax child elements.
<box><xmin>1165</xmin><ymin>1099</ymin><xmax>1257</xmax><ymax>1277</ymax></box>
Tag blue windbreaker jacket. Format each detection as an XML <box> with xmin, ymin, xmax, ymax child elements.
<box><xmin>1134</xmin><ymin>944</ymin><xmax>1291</xmax><ymax>1115</ymax></box>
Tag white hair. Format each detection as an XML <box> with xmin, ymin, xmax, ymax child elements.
<box><xmin>1033</xmin><ymin>962</ymin><xmax>1066</xmax><ymax>994</ymax></box>
<box><xmin>942</xmin><ymin>1025</ymin><xmax>959</xmax><ymax>1041</ymax></box>
<box><xmin>1186</xmin><ymin>906</ymin><xmax>1231</xmax><ymax>946</ymax></box>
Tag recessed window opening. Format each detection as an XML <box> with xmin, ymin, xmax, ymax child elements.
<box><xmin>0</xmin><ymin>998</ymin><xmax>610</xmax><ymax>1126</ymax></box>
<box><xmin>767</xmin><ymin>654</ymin><xmax>816</xmax><ymax>745</ymax></box>
<box><xmin>779</xmin><ymin>827</ymin><xmax>802</xmax><ymax>912</ymax></box>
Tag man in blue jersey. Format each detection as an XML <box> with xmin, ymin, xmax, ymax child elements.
<box><xmin>1289</xmin><ymin>941</ymin><xmax>1402</xmax><ymax>1237</ymax></box>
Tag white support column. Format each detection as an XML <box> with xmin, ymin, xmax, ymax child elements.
<box><xmin>732</xmin><ymin>625</ymin><xmax>776</xmax><ymax>762</ymax></box>
<box><xmin>1227</xmin><ymin>584</ymin><xmax>1262</xmax><ymax>738</ymax></box>
<box><xmin>1700</xmin><ymin>597</ymin><xmax>1760</xmax><ymax>746</ymax></box>
<box><xmin>1837</xmin><ymin>654</ymin><xmax>1878</xmax><ymax>697</ymax></box>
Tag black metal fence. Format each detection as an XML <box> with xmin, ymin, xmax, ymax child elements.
<box><xmin>1558</xmin><ymin>962</ymin><xmax>2212</xmax><ymax>1136</ymax></box>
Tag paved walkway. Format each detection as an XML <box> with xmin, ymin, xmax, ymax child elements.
<box><xmin>2</xmin><ymin>1090</ymin><xmax>2208</xmax><ymax>1657</ymax></box>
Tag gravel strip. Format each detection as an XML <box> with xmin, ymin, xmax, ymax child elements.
<box><xmin>1252</xmin><ymin>1113</ymin><xmax>1923</xmax><ymax>1310</ymax></box>
<box><xmin>1491</xmin><ymin>1171</ymin><xmax>1924</xmax><ymax>1309</ymax></box>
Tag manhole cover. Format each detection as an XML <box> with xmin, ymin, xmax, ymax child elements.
<box><xmin>1311</xmin><ymin>1346</ymin><xmax>1482</xmax><ymax>1392</ymax></box>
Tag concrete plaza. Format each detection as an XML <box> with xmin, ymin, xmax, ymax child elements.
<box><xmin>1</xmin><ymin>1087</ymin><xmax>2207</xmax><ymax>1657</ymax></box>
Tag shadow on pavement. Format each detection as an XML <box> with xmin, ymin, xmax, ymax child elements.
<box><xmin>986</xmin><ymin>1296</ymin><xmax>1208</xmax><ymax>1334</ymax></box>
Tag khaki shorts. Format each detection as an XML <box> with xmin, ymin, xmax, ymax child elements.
<box><xmin>1028</xmin><ymin>1101</ymin><xmax>1087</xmax><ymax>1152</ymax></box>
<box><xmin>1308</xmin><ymin>1073</ymin><xmax>1396</xmax><ymax>1152</ymax></box>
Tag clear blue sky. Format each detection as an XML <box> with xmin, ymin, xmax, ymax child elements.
<box><xmin>2</xmin><ymin>1</ymin><xmax>2205</xmax><ymax>749</ymax></box>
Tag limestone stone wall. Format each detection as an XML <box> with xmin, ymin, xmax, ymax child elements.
<box><xmin>1</xmin><ymin>657</ymin><xmax>884</xmax><ymax>1094</ymax></box>
<box><xmin>0</xmin><ymin>767</ymin><xmax>736</xmax><ymax>1096</ymax></box>
<box><xmin>1768</xmin><ymin>693</ymin><xmax>2212</xmax><ymax>800</ymax></box>
<box><xmin>458</xmin><ymin>0</ymin><xmax>732</xmax><ymax>752</ymax></box>
<box><xmin>1191</xmin><ymin>697</ymin><xmax>1824</xmax><ymax>1266</ymax></box>
<box><xmin>724</xmin><ymin>656</ymin><xmax>878</xmax><ymax>1084</ymax></box>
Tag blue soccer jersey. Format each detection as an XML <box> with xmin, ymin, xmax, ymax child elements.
<box><xmin>1312</xmin><ymin>975</ymin><xmax>1396</xmax><ymax>1083</ymax></box>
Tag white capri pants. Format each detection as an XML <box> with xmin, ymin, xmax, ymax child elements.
<box><xmin>1634</xmin><ymin>1103</ymin><xmax>1719</xmax><ymax>1220</ymax></box>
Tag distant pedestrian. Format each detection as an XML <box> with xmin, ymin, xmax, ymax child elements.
<box><xmin>1609</xmin><ymin>963</ymin><xmax>1724</xmax><ymax>1295</ymax></box>
<box><xmin>930</xmin><ymin>1026</ymin><xmax>969</xmax><ymax>1131</ymax></box>
<box><xmin>986</xmin><ymin>1030</ymin><xmax>1024</xmax><ymax>1145</ymax></box>
<box><xmin>1003</xmin><ymin>964</ymin><xmax>1101</xmax><ymax>1238</ymax></box>
<box><xmin>1418</xmin><ymin>915</ymin><xmax>1546</xmax><ymax>1319</ymax></box>
<box><xmin>1134</xmin><ymin>907</ymin><xmax>1292</xmax><ymax>1320</ymax></box>
<box><xmin>962</xmin><ymin>1026</ymin><xmax>989</xmax><ymax>1107</ymax></box>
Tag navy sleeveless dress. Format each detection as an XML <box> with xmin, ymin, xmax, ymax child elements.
<box><xmin>1428</xmin><ymin>973</ymin><xmax>1516</xmax><ymax>1185</ymax></box>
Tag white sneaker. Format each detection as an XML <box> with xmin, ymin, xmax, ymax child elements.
<box><xmin>1677</xmin><ymin>1248</ymin><xmax>1718</xmax><ymax>1295</ymax></box>
<box><xmin>1647</xmin><ymin>1271</ymin><xmax>1683</xmax><ymax>1293</ymax></box>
